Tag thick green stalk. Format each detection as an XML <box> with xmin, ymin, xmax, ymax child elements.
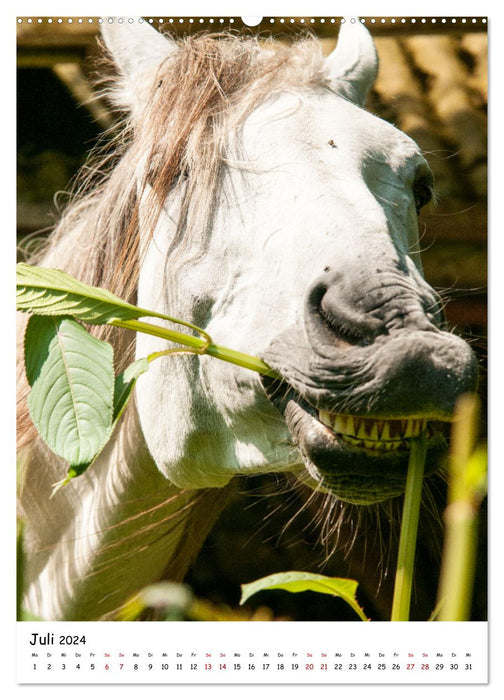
<box><xmin>436</xmin><ymin>395</ymin><xmax>485</xmax><ymax>621</ymax></box>
<box><xmin>436</xmin><ymin>505</ymin><xmax>478</xmax><ymax>621</ymax></box>
<box><xmin>109</xmin><ymin>318</ymin><xmax>280</xmax><ymax>378</ymax></box>
<box><xmin>391</xmin><ymin>433</ymin><xmax>427</xmax><ymax>621</ymax></box>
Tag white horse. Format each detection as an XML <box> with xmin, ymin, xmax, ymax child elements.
<box><xmin>17</xmin><ymin>19</ymin><xmax>477</xmax><ymax>621</ymax></box>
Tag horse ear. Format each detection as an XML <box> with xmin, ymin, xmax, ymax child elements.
<box><xmin>100</xmin><ymin>19</ymin><xmax>176</xmax><ymax>111</ymax></box>
<box><xmin>325</xmin><ymin>19</ymin><xmax>378</xmax><ymax>105</ymax></box>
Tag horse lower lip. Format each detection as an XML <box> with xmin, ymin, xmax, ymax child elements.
<box><xmin>261</xmin><ymin>374</ymin><xmax>447</xmax><ymax>503</ymax></box>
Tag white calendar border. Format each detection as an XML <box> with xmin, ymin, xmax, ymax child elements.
<box><xmin>4</xmin><ymin>0</ymin><xmax>502</xmax><ymax>696</ymax></box>
<box><xmin>16</xmin><ymin>620</ymin><xmax>488</xmax><ymax>685</ymax></box>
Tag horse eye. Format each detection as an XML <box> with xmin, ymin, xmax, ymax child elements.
<box><xmin>413</xmin><ymin>180</ymin><xmax>433</xmax><ymax>214</ymax></box>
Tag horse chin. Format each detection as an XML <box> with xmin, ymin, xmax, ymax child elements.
<box><xmin>261</xmin><ymin>376</ymin><xmax>447</xmax><ymax>506</ymax></box>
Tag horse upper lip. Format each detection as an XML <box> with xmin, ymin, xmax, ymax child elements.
<box><xmin>261</xmin><ymin>325</ymin><xmax>478</xmax><ymax>421</ymax></box>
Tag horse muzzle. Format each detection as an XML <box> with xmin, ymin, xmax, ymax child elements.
<box><xmin>260</xmin><ymin>268</ymin><xmax>479</xmax><ymax>505</ymax></box>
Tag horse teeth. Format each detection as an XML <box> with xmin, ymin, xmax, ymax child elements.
<box><xmin>342</xmin><ymin>435</ymin><xmax>362</xmax><ymax>447</ymax></box>
<box><xmin>317</xmin><ymin>411</ymin><xmax>428</xmax><ymax>451</ymax></box>
<box><xmin>384</xmin><ymin>441</ymin><xmax>400</xmax><ymax>451</ymax></box>
<box><xmin>319</xmin><ymin>411</ymin><xmax>332</xmax><ymax>429</ymax></box>
<box><xmin>332</xmin><ymin>415</ymin><xmax>347</xmax><ymax>434</ymax></box>
<box><xmin>388</xmin><ymin>421</ymin><xmax>402</xmax><ymax>439</ymax></box>
<box><xmin>357</xmin><ymin>421</ymin><xmax>367</xmax><ymax>439</ymax></box>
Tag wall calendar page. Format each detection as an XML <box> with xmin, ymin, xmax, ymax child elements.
<box><xmin>17</xmin><ymin>621</ymin><xmax>487</xmax><ymax>683</ymax></box>
<box><xmin>14</xmin><ymin>5</ymin><xmax>491</xmax><ymax>693</ymax></box>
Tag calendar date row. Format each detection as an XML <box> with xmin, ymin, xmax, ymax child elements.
<box><xmin>32</xmin><ymin>661</ymin><xmax>473</xmax><ymax>672</ymax></box>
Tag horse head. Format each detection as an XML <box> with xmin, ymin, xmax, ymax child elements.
<box><xmin>102</xmin><ymin>19</ymin><xmax>477</xmax><ymax>506</ymax></box>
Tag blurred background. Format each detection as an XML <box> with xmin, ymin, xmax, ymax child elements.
<box><xmin>17</xmin><ymin>16</ymin><xmax>487</xmax><ymax>621</ymax></box>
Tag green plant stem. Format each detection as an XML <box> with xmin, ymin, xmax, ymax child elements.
<box><xmin>109</xmin><ymin>318</ymin><xmax>280</xmax><ymax>378</ymax></box>
<box><xmin>391</xmin><ymin>433</ymin><xmax>427</xmax><ymax>621</ymax></box>
<box><xmin>436</xmin><ymin>504</ymin><xmax>478</xmax><ymax>621</ymax></box>
<box><xmin>436</xmin><ymin>395</ymin><xmax>483</xmax><ymax>621</ymax></box>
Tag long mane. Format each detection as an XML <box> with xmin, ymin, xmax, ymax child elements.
<box><xmin>17</xmin><ymin>29</ymin><xmax>461</xmax><ymax>622</ymax></box>
<box><xmin>38</xmin><ymin>32</ymin><xmax>329</xmax><ymax>297</ymax></box>
<box><xmin>16</xmin><ymin>31</ymin><xmax>338</xmax><ymax>620</ymax></box>
<box><xmin>17</xmin><ymin>32</ymin><xmax>329</xmax><ymax>450</ymax></box>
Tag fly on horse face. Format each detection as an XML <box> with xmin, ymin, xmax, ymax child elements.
<box><xmin>17</xmin><ymin>19</ymin><xmax>478</xmax><ymax>621</ymax></box>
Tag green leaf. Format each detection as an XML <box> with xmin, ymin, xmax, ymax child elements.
<box><xmin>118</xmin><ymin>583</ymin><xmax>194</xmax><ymax>622</ymax></box>
<box><xmin>240</xmin><ymin>571</ymin><xmax>368</xmax><ymax>621</ymax></box>
<box><xmin>113</xmin><ymin>357</ymin><xmax>149</xmax><ymax>424</ymax></box>
<box><xmin>17</xmin><ymin>263</ymin><xmax>152</xmax><ymax>325</ymax></box>
<box><xmin>17</xmin><ymin>263</ymin><xmax>278</xmax><ymax>379</ymax></box>
<box><xmin>25</xmin><ymin>316</ymin><xmax>115</xmax><ymax>470</ymax></box>
<box><xmin>16</xmin><ymin>264</ymin><xmax>209</xmax><ymax>340</ymax></box>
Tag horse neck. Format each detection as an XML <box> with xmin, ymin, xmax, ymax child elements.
<box><xmin>18</xmin><ymin>188</ymin><xmax>235</xmax><ymax>620</ymax></box>
<box><xmin>20</xmin><ymin>404</ymin><xmax>234</xmax><ymax>621</ymax></box>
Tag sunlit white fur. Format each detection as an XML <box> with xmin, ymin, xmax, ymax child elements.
<box><xmin>131</xmin><ymin>29</ymin><xmax>428</xmax><ymax>488</ymax></box>
<box><xmin>21</xmin><ymin>19</ymin><xmax>434</xmax><ymax>620</ymax></box>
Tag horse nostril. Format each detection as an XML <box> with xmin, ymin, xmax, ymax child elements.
<box><xmin>306</xmin><ymin>280</ymin><xmax>383</xmax><ymax>351</ymax></box>
<box><xmin>320</xmin><ymin>307</ymin><xmax>372</xmax><ymax>345</ymax></box>
<box><xmin>321</xmin><ymin>290</ymin><xmax>382</xmax><ymax>347</ymax></box>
